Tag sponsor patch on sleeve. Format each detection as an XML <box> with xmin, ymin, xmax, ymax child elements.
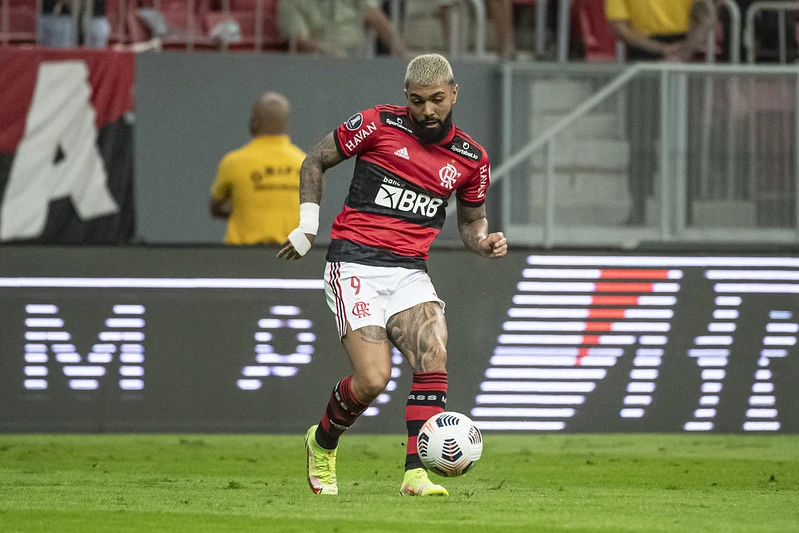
<box><xmin>345</xmin><ymin>112</ymin><xmax>364</xmax><ymax>131</ymax></box>
<box><xmin>447</xmin><ymin>136</ymin><xmax>482</xmax><ymax>161</ymax></box>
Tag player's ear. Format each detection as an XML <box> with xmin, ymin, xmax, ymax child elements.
<box><xmin>451</xmin><ymin>83</ymin><xmax>459</xmax><ymax>104</ymax></box>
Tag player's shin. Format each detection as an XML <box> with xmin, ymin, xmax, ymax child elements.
<box><xmin>405</xmin><ymin>371</ymin><xmax>448</xmax><ymax>470</ymax></box>
<box><xmin>315</xmin><ymin>375</ymin><xmax>369</xmax><ymax>450</ymax></box>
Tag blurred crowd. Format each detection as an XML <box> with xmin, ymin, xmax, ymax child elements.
<box><xmin>0</xmin><ymin>0</ymin><xmax>795</xmax><ymax>63</ymax></box>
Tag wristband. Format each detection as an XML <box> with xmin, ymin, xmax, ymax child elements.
<box><xmin>298</xmin><ymin>202</ymin><xmax>320</xmax><ymax>235</ymax></box>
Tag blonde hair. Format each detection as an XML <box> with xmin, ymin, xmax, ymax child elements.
<box><xmin>404</xmin><ymin>54</ymin><xmax>455</xmax><ymax>87</ymax></box>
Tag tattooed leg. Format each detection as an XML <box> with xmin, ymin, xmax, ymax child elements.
<box><xmin>387</xmin><ymin>302</ymin><xmax>449</xmax><ymax>471</ymax></box>
<box><xmin>342</xmin><ymin>323</ymin><xmax>393</xmax><ymax>403</ymax></box>
<box><xmin>386</xmin><ymin>301</ymin><xmax>448</xmax><ymax>372</ymax></box>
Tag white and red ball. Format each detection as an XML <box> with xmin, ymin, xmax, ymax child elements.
<box><xmin>417</xmin><ymin>411</ymin><xmax>483</xmax><ymax>477</ymax></box>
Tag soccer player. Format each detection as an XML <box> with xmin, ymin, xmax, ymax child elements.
<box><xmin>277</xmin><ymin>53</ymin><xmax>507</xmax><ymax>496</ymax></box>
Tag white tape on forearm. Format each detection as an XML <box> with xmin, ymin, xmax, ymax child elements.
<box><xmin>287</xmin><ymin>203</ymin><xmax>319</xmax><ymax>256</ymax></box>
<box><xmin>287</xmin><ymin>228</ymin><xmax>312</xmax><ymax>256</ymax></box>
<box><xmin>298</xmin><ymin>202</ymin><xmax>320</xmax><ymax>235</ymax></box>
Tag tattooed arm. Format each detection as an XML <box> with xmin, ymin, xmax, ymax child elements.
<box><xmin>456</xmin><ymin>202</ymin><xmax>508</xmax><ymax>259</ymax></box>
<box><xmin>277</xmin><ymin>133</ymin><xmax>344</xmax><ymax>259</ymax></box>
<box><xmin>298</xmin><ymin>132</ymin><xmax>344</xmax><ymax>205</ymax></box>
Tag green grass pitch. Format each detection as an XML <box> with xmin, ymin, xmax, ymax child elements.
<box><xmin>1</xmin><ymin>434</ymin><xmax>797</xmax><ymax>532</ymax></box>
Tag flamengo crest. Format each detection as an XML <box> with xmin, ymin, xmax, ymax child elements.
<box><xmin>439</xmin><ymin>163</ymin><xmax>460</xmax><ymax>190</ymax></box>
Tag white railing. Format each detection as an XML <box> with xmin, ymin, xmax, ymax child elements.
<box><xmin>485</xmin><ymin>62</ymin><xmax>799</xmax><ymax>247</ymax></box>
<box><xmin>744</xmin><ymin>0</ymin><xmax>799</xmax><ymax>63</ymax></box>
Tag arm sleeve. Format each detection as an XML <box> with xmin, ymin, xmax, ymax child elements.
<box><xmin>333</xmin><ymin>107</ymin><xmax>382</xmax><ymax>159</ymax></box>
<box><xmin>210</xmin><ymin>154</ymin><xmax>234</xmax><ymax>200</ymax></box>
<box><xmin>604</xmin><ymin>0</ymin><xmax>630</xmax><ymax>22</ymax></box>
<box><xmin>456</xmin><ymin>154</ymin><xmax>490</xmax><ymax>207</ymax></box>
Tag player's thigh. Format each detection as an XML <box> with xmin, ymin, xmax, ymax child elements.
<box><xmin>342</xmin><ymin>323</ymin><xmax>393</xmax><ymax>399</ymax></box>
<box><xmin>386</xmin><ymin>301</ymin><xmax>448</xmax><ymax>372</ymax></box>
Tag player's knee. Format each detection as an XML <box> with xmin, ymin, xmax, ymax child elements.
<box><xmin>353</xmin><ymin>369</ymin><xmax>391</xmax><ymax>401</ymax></box>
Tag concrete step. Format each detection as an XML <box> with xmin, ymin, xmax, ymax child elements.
<box><xmin>691</xmin><ymin>200</ymin><xmax>756</xmax><ymax>227</ymax></box>
<box><xmin>550</xmin><ymin>204</ymin><xmax>631</xmax><ymax>226</ymax></box>
<box><xmin>530</xmin><ymin>139</ymin><xmax>630</xmax><ymax>171</ymax></box>
<box><xmin>531</xmin><ymin>80</ymin><xmax>595</xmax><ymax>113</ymax></box>
<box><xmin>532</xmin><ymin>112</ymin><xmax>621</xmax><ymax>139</ymax></box>
<box><xmin>529</xmin><ymin>171</ymin><xmax>629</xmax><ymax>207</ymax></box>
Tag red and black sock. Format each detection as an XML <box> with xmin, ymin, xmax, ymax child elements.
<box><xmin>315</xmin><ymin>375</ymin><xmax>369</xmax><ymax>450</ymax></box>
<box><xmin>405</xmin><ymin>371</ymin><xmax>448</xmax><ymax>471</ymax></box>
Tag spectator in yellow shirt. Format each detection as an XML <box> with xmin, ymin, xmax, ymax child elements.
<box><xmin>210</xmin><ymin>92</ymin><xmax>306</xmax><ymax>245</ymax></box>
<box><xmin>605</xmin><ymin>0</ymin><xmax>714</xmax><ymax>225</ymax></box>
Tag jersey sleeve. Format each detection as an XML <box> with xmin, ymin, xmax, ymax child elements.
<box><xmin>210</xmin><ymin>153</ymin><xmax>234</xmax><ymax>200</ymax></box>
<box><xmin>333</xmin><ymin>107</ymin><xmax>382</xmax><ymax>159</ymax></box>
<box><xmin>604</xmin><ymin>0</ymin><xmax>630</xmax><ymax>22</ymax></box>
<box><xmin>456</xmin><ymin>153</ymin><xmax>490</xmax><ymax>207</ymax></box>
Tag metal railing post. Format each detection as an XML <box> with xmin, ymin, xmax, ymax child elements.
<box><xmin>744</xmin><ymin>1</ymin><xmax>799</xmax><ymax>63</ymax></box>
<box><xmin>557</xmin><ymin>0</ymin><xmax>570</xmax><ymax>63</ymax></box>
<box><xmin>501</xmin><ymin>61</ymin><xmax>513</xmax><ymax>232</ymax></box>
<box><xmin>778</xmin><ymin>10</ymin><xmax>787</xmax><ymax>64</ymax></box>
<box><xmin>220</xmin><ymin>0</ymin><xmax>230</xmax><ymax>52</ymax></box>
<box><xmin>448</xmin><ymin>4</ymin><xmax>461</xmax><ymax>59</ymax></box>
<box><xmin>544</xmin><ymin>141</ymin><xmax>556</xmax><ymax>247</ymax></box>
<box><xmin>535</xmin><ymin>0</ymin><xmax>547</xmax><ymax>58</ymax></box>
<box><xmin>660</xmin><ymin>69</ymin><xmax>671</xmax><ymax>239</ymax></box>
<box><xmin>795</xmin><ymin>71</ymin><xmax>799</xmax><ymax>236</ymax></box>
<box><xmin>675</xmin><ymin>71</ymin><xmax>689</xmax><ymax>236</ymax></box>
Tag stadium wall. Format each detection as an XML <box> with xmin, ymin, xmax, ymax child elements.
<box><xmin>1</xmin><ymin>246</ymin><xmax>797</xmax><ymax>434</ymax></box>
<box><xmin>133</xmin><ymin>53</ymin><xmax>502</xmax><ymax>245</ymax></box>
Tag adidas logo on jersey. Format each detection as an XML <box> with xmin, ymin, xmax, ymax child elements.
<box><xmin>394</xmin><ymin>147</ymin><xmax>410</xmax><ymax>160</ymax></box>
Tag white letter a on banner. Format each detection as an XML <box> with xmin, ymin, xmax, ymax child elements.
<box><xmin>1</xmin><ymin>61</ymin><xmax>120</xmax><ymax>241</ymax></box>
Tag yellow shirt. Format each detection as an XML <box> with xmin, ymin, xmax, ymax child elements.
<box><xmin>210</xmin><ymin>135</ymin><xmax>305</xmax><ymax>245</ymax></box>
<box><xmin>605</xmin><ymin>0</ymin><xmax>695</xmax><ymax>37</ymax></box>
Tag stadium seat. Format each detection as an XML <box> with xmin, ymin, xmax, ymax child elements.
<box><xmin>128</xmin><ymin>0</ymin><xmax>218</xmax><ymax>49</ymax></box>
<box><xmin>205</xmin><ymin>0</ymin><xmax>285</xmax><ymax>51</ymax></box>
<box><xmin>571</xmin><ymin>0</ymin><xmax>617</xmax><ymax>62</ymax></box>
<box><xmin>0</xmin><ymin>4</ymin><xmax>37</xmax><ymax>45</ymax></box>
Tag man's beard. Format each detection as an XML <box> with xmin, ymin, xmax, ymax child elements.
<box><xmin>412</xmin><ymin>110</ymin><xmax>453</xmax><ymax>145</ymax></box>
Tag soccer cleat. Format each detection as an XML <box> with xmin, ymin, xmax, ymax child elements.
<box><xmin>399</xmin><ymin>468</ymin><xmax>449</xmax><ymax>496</ymax></box>
<box><xmin>305</xmin><ymin>425</ymin><xmax>338</xmax><ymax>495</ymax></box>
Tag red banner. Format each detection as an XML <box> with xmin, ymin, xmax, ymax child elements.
<box><xmin>0</xmin><ymin>48</ymin><xmax>135</xmax><ymax>244</ymax></box>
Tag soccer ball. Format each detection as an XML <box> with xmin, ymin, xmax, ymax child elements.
<box><xmin>417</xmin><ymin>411</ymin><xmax>483</xmax><ymax>477</ymax></box>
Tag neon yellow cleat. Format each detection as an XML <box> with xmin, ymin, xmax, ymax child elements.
<box><xmin>399</xmin><ymin>467</ymin><xmax>449</xmax><ymax>496</ymax></box>
<box><xmin>305</xmin><ymin>425</ymin><xmax>338</xmax><ymax>495</ymax></box>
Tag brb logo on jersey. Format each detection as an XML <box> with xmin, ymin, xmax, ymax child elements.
<box><xmin>375</xmin><ymin>177</ymin><xmax>444</xmax><ymax>217</ymax></box>
<box><xmin>439</xmin><ymin>163</ymin><xmax>461</xmax><ymax>190</ymax></box>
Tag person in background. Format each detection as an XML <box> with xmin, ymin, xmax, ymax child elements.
<box><xmin>209</xmin><ymin>92</ymin><xmax>306</xmax><ymax>245</ymax></box>
<box><xmin>605</xmin><ymin>0</ymin><xmax>715</xmax><ymax>225</ymax></box>
<box><xmin>277</xmin><ymin>53</ymin><xmax>507</xmax><ymax>496</ymax></box>
<box><xmin>278</xmin><ymin>0</ymin><xmax>405</xmax><ymax>57</ymax></box>
<box><xmin>428</xmin><ymin>0</ymin><xmax>517</xmax><ymax>59</ymax></box>
<box><xmin>39</xmin><ymin>0</ymin><xmax>110</xmax><ymax>47</ymax></box>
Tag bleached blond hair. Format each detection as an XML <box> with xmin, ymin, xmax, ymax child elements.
<box><xmin>404</xmin><ymin>54</ymin><xmax>455</xmax><ymax>87</ymax></box>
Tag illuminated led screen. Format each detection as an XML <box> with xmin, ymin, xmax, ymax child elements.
<box><xmin>0</xmin><ymin>248</ymin><xmax>796</xmax><ymax>434</ymax></box>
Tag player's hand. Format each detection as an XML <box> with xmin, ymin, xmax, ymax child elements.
<box><xmin>478</xmin><ymin>232</ymin><xmax>508</xmax><ymax>258</ymax></box>
<box><xmin>276</xmin><ymin>233</ymin><xmax>315</xmax><ymax>260</ymax></box>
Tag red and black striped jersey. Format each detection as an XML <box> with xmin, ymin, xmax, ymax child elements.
<box><xmin>328</xmin><ymin>104</ymin><xmax>491</xmax><ymax>269</ymax></box>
